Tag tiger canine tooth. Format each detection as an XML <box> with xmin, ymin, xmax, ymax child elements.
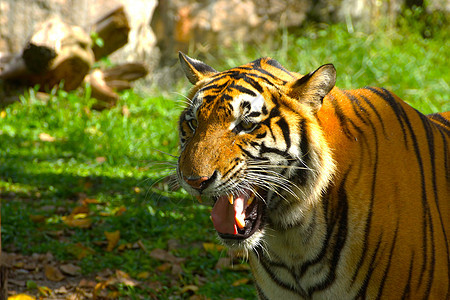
<box><xmin>247</xmin><ymin>194</ymin><xmax>255</xmax><ymax>205</ymax></box>
<box><xmin>228</xmin><ymin>194</ymin><xmax>234</xmax><ymax>205</ymax></box>
<box><xmin>235</xmin><ymin>214</ymin><xmax>245</xmax><ymax>229</ymax></box>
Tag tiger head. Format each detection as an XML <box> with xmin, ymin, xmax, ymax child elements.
<box><xmin>176</xmin><ymin>53</ymin><xmax>336</xmax><ymax>250</ymax></box>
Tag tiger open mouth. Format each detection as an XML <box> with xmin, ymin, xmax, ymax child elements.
<box><xmin>210</xmin><ymin>189</ymin><xmax>264</xmax><ymax>240</ymax></box>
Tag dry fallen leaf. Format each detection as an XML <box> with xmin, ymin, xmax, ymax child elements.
<box><xmin>39</xmin><ymin>132</ymin><xmax>56</xmax><ymax>142</ymax></box>
<box><xmin>104</xmin><ymin>230</ymin><xmax>120</xmax><ymax>252</ymax></box>
<box><xmin>71</xmin><ymin>205</ymin><xmax>90</xmax><ymax>215</ymax></box>
<box><xmin>62</xmin><ymin>216</ymin><xmax>93</xmax><ymax>228</ymax></box>
<box><xmin>115</xmin><ymin>269</ymin><xmax>139</xmax><ymax>287</ymax></box>
<box><xmin>156</xmin><ymin>262</ymin><xmax>171</xmax><ymax>272</ymax></box>
<box><xmin>8</xmin><ymin>294</ymin><xmax>36</xmax><ymax>300</ymax></box>
<box><xmin>79</xmin><ymin>278</ymin><xmax>97</xmax><ymax>288</ymax></box>
<box><xmin>67</xmin><ymin>242</ymin><xmax>96</xmax><ymax>260</ymax></box>
<box><xmin>44</xmin><ymin>265</ymin><xmax>65</xmax><ymax>282</ymax></box>
<box><xmin>60</xmin><ymin>263</ymin><xmax>81</xmax><ymax>276</ymax></box>
<box><xmin>29</xmin><ymin>214</ymin><xmax>46</xmax><ymax>223</ymax></box>
<box><xmin>122</xmin><ymin>105</ymin><xmax>130</xmax><ymax>117</ymax></box>
<box><xmin>115</xmin><ymin>206</ymin><xmax>127</xmax><ymax>216</ymax></box>
<box><xmin>136</xmin><ymin>271</ymin><xmax>150</xmax><ymax>279</ymax></box>
<box><xmin>149</xmin><ymin>248</ymin><xmax>185</xmax><ymax>264</ymax></box>
<box><xmin>96</xmin><ymin>156</ymin><xmax>106</xmax><ymax>163</ymax></box>
<box><xmin>232</xmin><ymin>278</ymin><xmax>250</xmax><ymax>287</ymax></box>
<box><xmin>179</xmin><ymin>284</ymin><xmax>199</xmax><ymax>294</ymax></box>
<box><xmin>37</xmin><ymin>285</ymin><xmax>53</xmax><ymax>296</ymax></box>
<box><xmin>82</xmin><ymin>198</ymin><xmax>99</xmax><ymax>205</ymax></box>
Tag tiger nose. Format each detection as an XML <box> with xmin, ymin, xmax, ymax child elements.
<box><xmin>183</xmin><ymin>171</ymin><xmax>217</xmax><ymax>191</ymax></box>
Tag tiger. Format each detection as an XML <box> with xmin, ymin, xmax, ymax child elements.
<box><xmin>176</xmin><ymin>52</ymin><xmax>449</xmax><ymax>299</ymax></box>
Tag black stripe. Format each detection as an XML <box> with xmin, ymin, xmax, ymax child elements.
<box><xmin>259</xmin><ymin>143</ymin><xmax>293</xmax><ymax>161</ymax></box>
<box><xmin>377</xmin><ymin>89</ymin><xmax>433</xmax><ymax>296</ymax></box>
<box><xmin>306</xmin><ymin>171</ymin><xmax>349</xmax><ymax>296</ymax></box>
<box><xmin>248</xmin><ymin>111</ymin><xmax>261</xmax><ymax>118</ymax></box>
<box><xmin>255</xmin><ymin>246</ymin><xmax>308</xmax><ymax>297</ymax></box>
<box><xmin>350</xmin><ymin>93</ymin><xmax>381</xmax><ymax>286</ymax></box>
<box><xmin>376</xmin><ymin>220</ymin><xmax>399</xmax><ymax>299</ymax></box>
<box><xmin>255</xmin><ymin>131</ymin><xmax>267</xmax><ymax>139</ymax></box>
<box><xmin>200</xmin><ymin>81</ymin><xmax>229</xmax><ymax>94</ymax></box>
<box><xmin>265</xmin><ymin>58</ymin><xmax>295</xmax><ymax>78</ymax></box>
<box><xmin>243</xmin><ymin>75</ymin><xmax>265</xmax><ymax>94</ymax></box>
<box><xmin>295</xmin><ymin>180</ymin><xmax>338</xmax><ymax>280</ymax></box>
<box><xmin>401</xmin><ymin>252</ymin><xmax>415</xmax><ymax>299</ymax></box>
<box><xmin>255</xmin><ymin>284</ymin><xmax>270</xmax><ymax>300</ymax></box>
<box><xmin>358</xmin><ymin>93</ymin><xmax>388</xmax><ymax>137</ymax></box>
<box><xmin>427</xmin><ymin>113</ymin><xmax>450</xmax><ymax>129</ymax></box>
<box><xmin>276</xmin><ymin>117</ymin><xmax>291</xmax><ymax>150</ymax></box>
<box><xmin>356</xmin><ymin>236</ymin><xmax>383</xmax><ymax>298</ymax></box>
<box><xmin>364</xmin><ymin>87</ymin><xmax>409</xmax><ymax>149</ymax></box>
<box><xmin>246</xmin><ymin>72</ymin><xmax>280</xmax><ymax>88</ymax></box>
<box><xmin>221</xmin><ymin>93</ymin><xmax>232</xmax><ymax>102</ymax></box>
<box><xmin>298</xmin><ymin>119</ymin><xmax>311</xmax><ymax>184</ymax></box>
<box><xmin>230</xmin><ymin>83</ymin><xmax>257</xmax><ymax>97</ymax></box>
<box><xmin>328</xmin><ymin>93</ymin><xmax>354</xmax><ymax>140</ymax></box>
<box><xmin>250</xmin><ymin>58</ymin><xmax>263</xmax><ymax>68</ymax></box>
<box><xmin>343</xmin><ymin>90</ymin><xmax>371</xmax><ymax>125</ymax></box>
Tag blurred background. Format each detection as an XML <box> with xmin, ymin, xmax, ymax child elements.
<box><xmin>0</xmin><ymin>1</ymin><xmax>448</xmax><ymax>299</ymax></box>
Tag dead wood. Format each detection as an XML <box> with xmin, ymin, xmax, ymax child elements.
<box><xmin>91</xmin><ymin>5</ymin><xmax>130</xmax><ymax>60</ymax></box>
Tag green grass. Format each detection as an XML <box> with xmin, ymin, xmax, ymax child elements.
<box><xmin>1</xmin><ymin>15</ymin><xmax>448</xmax><ymax>299</ymax></box>
<box><xmin>213</xmin><ymin>21</ymin><xmax>449</xmax><ymax>114</ymax></box>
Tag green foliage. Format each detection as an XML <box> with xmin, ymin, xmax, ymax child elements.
<box><xmin>213</xmin><ymin>14</ymin><xmax>449</xmax><ymax>114</ymax></box>
<box><xmin>1</xmin><ymin>12</ymin><xmax>448</xmax><ymax>299</ymax></box>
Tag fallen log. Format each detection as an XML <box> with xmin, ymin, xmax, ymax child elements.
<box><xmin>85</xmin><ymin>63</ymin><xmax>148</xmax><ymax>110</ymax></box>
<box><xmin>91</xmin><ymin>5</ymin><xmax>130</xmax><ymax>61</ymax></box>
<box><xmin>0</xmin><ymin>17</ymin><xmax>94</xmax><ymax>91</ymax></box>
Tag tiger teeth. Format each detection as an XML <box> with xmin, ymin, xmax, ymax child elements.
<box><xmin>228</xmin><ymin>194</ymin><xmax>234</xmax><ymax>205</ymax></box>
<box><xmin>235</xmin><ymin>214</ymin><xmax>245</xmax><ymax>229</ymax></box>
<box><xmin>247</xmin><ymin>194</ymin><xmax>255</xmax><ymax>206</ymax></box>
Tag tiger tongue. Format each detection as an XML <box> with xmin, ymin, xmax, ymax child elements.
<box><xmin>211</xmin><ymin>194</ymin><xmax>245</xmax><ymax>235</ymax></box>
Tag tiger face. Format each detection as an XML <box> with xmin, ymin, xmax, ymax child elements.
<box><xmin>177</xmin><ymin>53</ymin><xmax>336</xmax><ymax>250</ymax></box>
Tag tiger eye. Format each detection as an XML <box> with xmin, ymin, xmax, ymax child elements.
<box><xmin>240</xmin><ymin>120</ymin><xmax>255</xmax><ymax>132</ymax></box>
<box><xmin>188</xmin><ymin>119</ymin><xmax>198</xmax><ymax>130</ymax></box>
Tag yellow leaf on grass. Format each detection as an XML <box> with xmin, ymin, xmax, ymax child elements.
<box><xmin>29</xmin><ymin>215</ymin><xmax>46</xmax><ymax>223</ymax></box>
<box><xmin>115</xmin><ymin>206</ymin><xmax>127</xmax><ymax>216</ymax></box>
<box><xmin>67</xmin><ymin>242</ymin><xmax>95</xmax><ymax>260</ymax></box>
<box><xmin>82</xmin><ymin>198</ymin><xmax>99</xmax><ymax>205</ymax></box>
<box><xmin>203</xmin><ymin>242</ymin><xmax>225</xmax><ymax>253</ymax></box>
<box><xmin>104</xmin><ymin>230</ymin><xmax>120</xmax><ymax>252</ymax></box>
<box><xmin>136</xmin><ymin>271</ymin><xmax>150</xmax><ymax>279</ymax></box>
<box><xmin>71</xmin><ymin>206</ymin><xmax>90</xmax><ymax>215</ymax></box>
<box><xmin>179</xmin><ymin>285</ymin><xmax>199</xmax><ymax>294</ymax></box>
<box><xmin>1</xmin><ymin>110</ymin><xmax>6</xmax><ymax>118</ymax></box>
<box><xmin>37</xmin><ymin>286</ymin><xmax>52</xmax><ymax>296</ymax></box>
<box><xmin>115</xmin><ymin>269</ymin><xmax>138</xmax><ymax>286</ymax></box>
<box><xmin>232</xmin><ymin>278</ymin><xmax>250</xmax><ymax>287</ymax></box>
<box><xmin>62</xmin><ymin>216</ymin><xmax>92</xmax><ymax>228</ymax></box>
<box><xmin>8</xmin><ymin>294</ymin><xmax>36</xmax><ymax>300</ymax></box>
<box><xmin>39</xmin><ymin>133</ymin><xmax>55</xmax><ymax>142</ymax></box>
<box><xmin>44</xmin><ymin>265</ymin><xmax>65</xmax><ymax>282</ymax></box>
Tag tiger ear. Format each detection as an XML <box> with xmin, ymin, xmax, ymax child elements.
<box><xmin>179</xmin><ymin>52</ymin><xmax>218</xmax><ymax>85</ymax></box>
<box><xmin>286</xmin><ymin>64</ymin><xmax>336</xmax><ymax>113</ymax></box>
